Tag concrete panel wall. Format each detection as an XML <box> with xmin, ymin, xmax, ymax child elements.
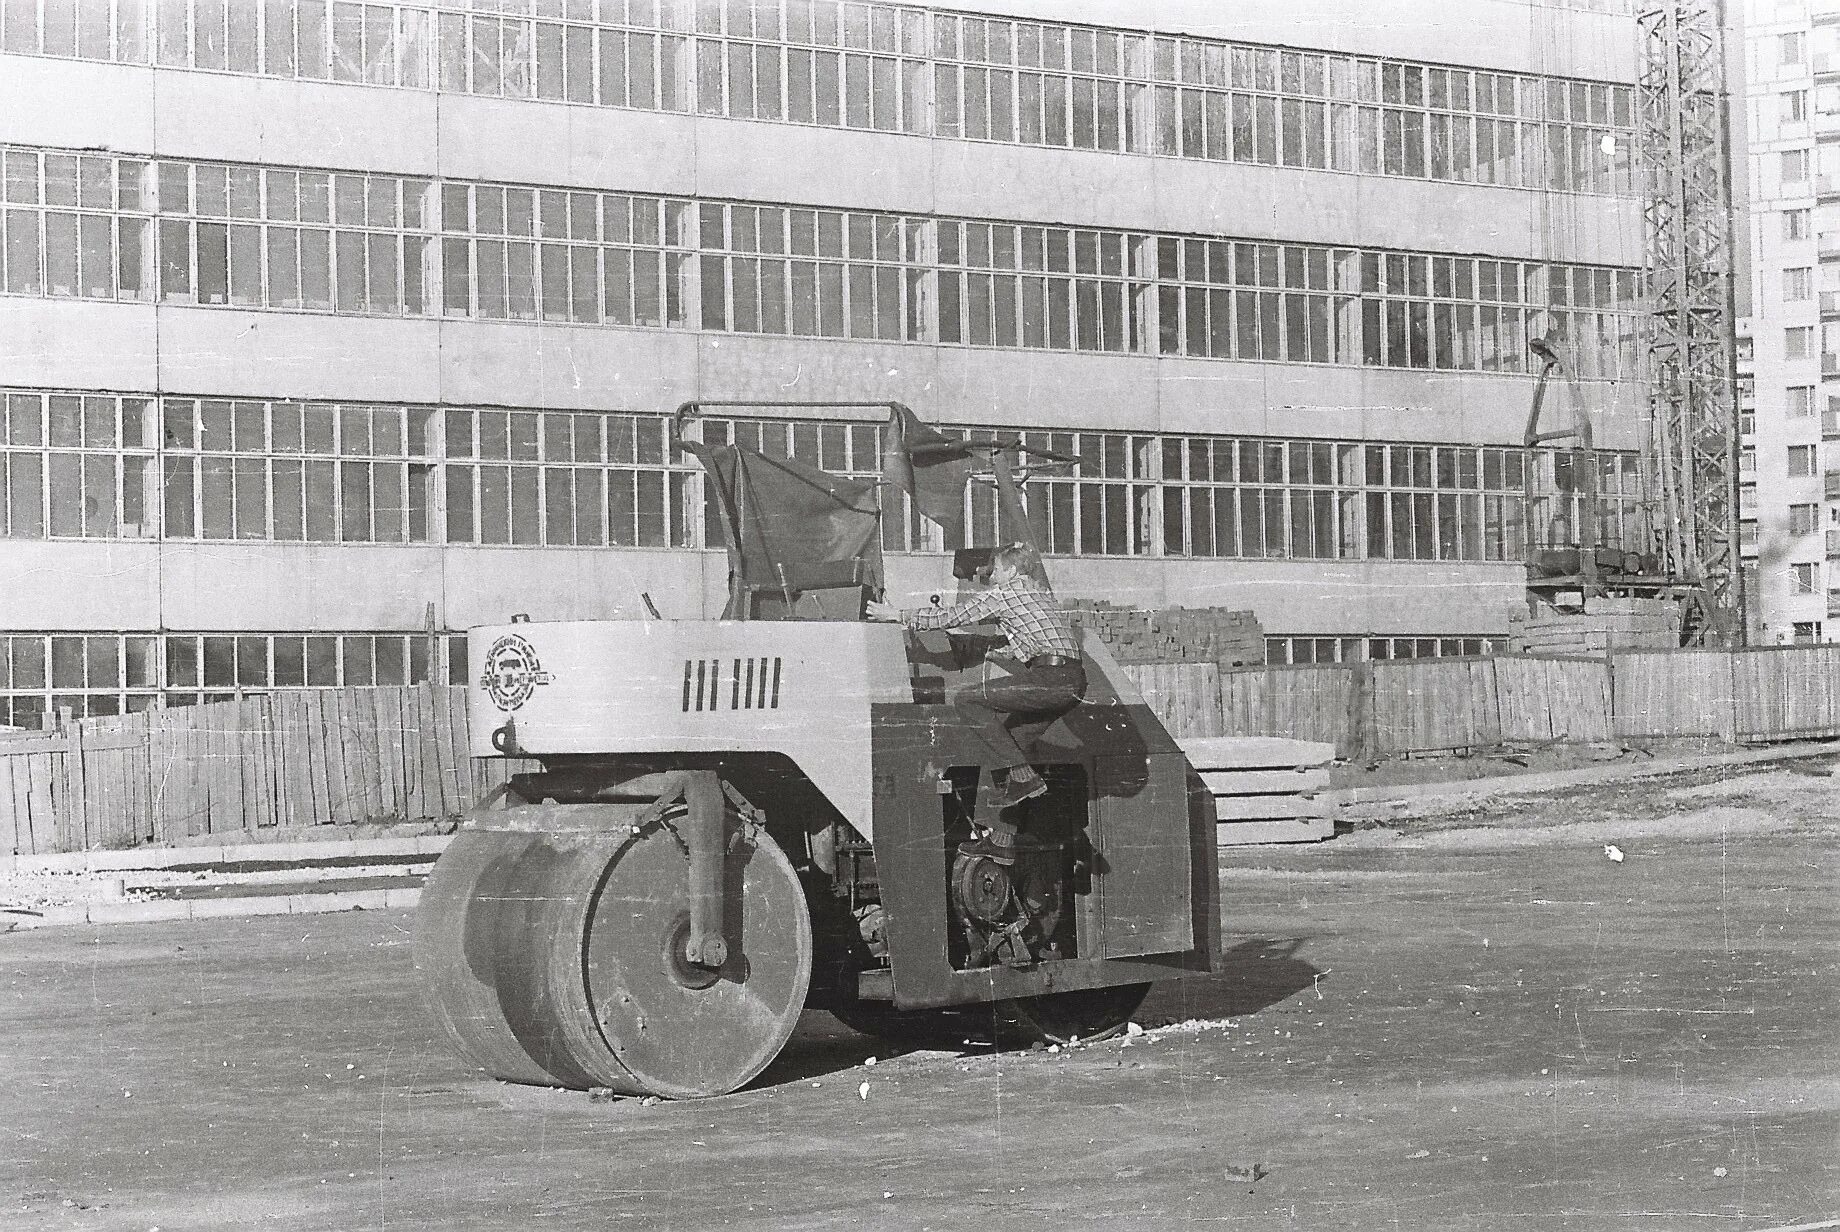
<box><xmin>434</xmin><ymin>322</ymin><xmax>703</xmax><ymax>413</ymax></box>
<box><xmin>5</xmin><ymin>303</ymin><xmax>1647</xmax><ymax>451</ymax></box>
<box><xmin>889</xmin><ymin>554</ymin><xmax>1525</xmax><ymax>636</ymax></box>
<box><xmin>0</xmin><ymin>56</ymin><xmax>155</xmax><ymax>152</ymax></box>
<box><xmin>933</xmin><ymin>0</ymin><xmax>1639</xmax><ymax>82</ymax></box>
<box><xmin>150</xmin><ymin>73</ymin><xmax>443</xmax><ymax>174</ymax></box>
<box><xmin>0</xmin><ymin>4</ymin><xmax>1639</xmax><ymax>647</ymax></box>
<box><xmin>0</xmin><ymin>58</ymin><xmax>1643</xmax><ymax>267</ymax></box>
<box><xmin>0</xmin><ymin>543</ymin><xmax>164</xmax><ymax>628</ymax></box>
<box><xmin>440</xmin><ymin>546</ymin><xmax>721</xmax><ymax>627</ymax></box>
<box><xmin>1738</xmin><ymin>3</ymin><xmax>1823</xmax><ymax>643</ymax></box>
<box><xmin>0</xmin><ymin>300</ymin><xmax>160</xmax><ymax>392</ymax></box>
<box><xmin>156</xmin><ymin>543</ymin><xmax>451</xmax><ymax>630</ymax></box>
<box><xmin>154</xmin><ymin>312</ymin><xmax>447</xmax><ymax>406</ymax></box>
<box><xmin>0</xmin><ymin>539</ymin><xmax>1520</xmax><ymax>638</ymax></box>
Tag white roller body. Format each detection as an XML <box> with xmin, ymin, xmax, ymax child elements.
<box><xmin>469</xmin><ymin>619</ymin><xmax>913</xmax><ymax>838</ymax></box>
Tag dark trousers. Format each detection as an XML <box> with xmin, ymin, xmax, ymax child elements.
<box><xmin>951</xmin><ymin>660</ymin><xmax>1086</xmax><ymax>778</ymax></box>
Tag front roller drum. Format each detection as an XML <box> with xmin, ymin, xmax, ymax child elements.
<box><xmin>414</xmin><ymin>808</ymin><xmax>812</xmax><ymax>1098</ymax></box>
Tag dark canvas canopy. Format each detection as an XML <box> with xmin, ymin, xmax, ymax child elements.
<box><xmin>687</xmin><ymin>441</ymin><xmax>883</xmax><ymax>619</ymax></box>
<box><xmin>881</xmin><ymin>404</ymin><xmax>982</xmax><ymax>544</ymax></box>
<box><xmin>882</xmin><ymin>404</ymin><xmax>1040</xmax><ymax>549</ymax></box>
<box><xmin>684</xmin><ymin>405</ymin><xmax>1075</xmax><ymax>619</ymax></box>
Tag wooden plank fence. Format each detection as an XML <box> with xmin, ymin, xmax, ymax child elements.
<box><xmin>1125</xmin><ymin>663</ymin><xmax>1225</xmax><ymax>738</ymax></box>
<box><xmin>1130</xmin><ymin>641</ymin><xmax>1837</xmax><ymax>761</ymax></box>
<box><xmin>0</xmin><ymin>687</ymin><xmax>537</xmax><ymax>858</ymax></box>
<box><xmin>1209</xmin><ymin>665</ymin><xmax>1358</xmax><ymax>755</ymax></box>
<box><xmin>4</xmin><ymin>643</ymin><xmax>1837</xmax><ymax>857</ymax></box>
<box><xmin>1493</xmin><ymin>656</ymin><xmax>1614</xmax><ymax>744</ymax></box>
<box><xmin>1612</xmin><ymin>649</ymin><xmax>1736</xmax><ymax>741</ymax></box>
<box><xmin>1729</xmin><ymin>644</ymin><xmax>1840</xmax><ymax>743</ymax></box>
<box><xmin>1370</xmin><ymin>658</ymin><xmax>1499</xmax><ymax>754</ymax></box>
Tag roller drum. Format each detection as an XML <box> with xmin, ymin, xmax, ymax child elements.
<box><xmin>415</xmin><ymin>810</ymin><xmax>812</xmax><ymax>1098</ymax></box>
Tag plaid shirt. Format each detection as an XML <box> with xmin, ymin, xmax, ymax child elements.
<box><xmin>901</xmin><ymin>578</ymin><xmax>1081</xmax><ymax>661</ymax></box>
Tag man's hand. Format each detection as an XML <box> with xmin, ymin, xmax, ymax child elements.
<box><xmin>865</xmin><ymin>599</ymin><xmax>902</xmax><ymax>622</ymax></box>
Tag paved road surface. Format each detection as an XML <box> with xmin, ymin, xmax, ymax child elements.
<box><xmin>5</xmin><ymin>768</ymin><xmax>1837</xmax><ymax>1230</ymax></box>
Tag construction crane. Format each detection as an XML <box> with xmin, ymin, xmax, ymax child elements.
<box><xmin>1637</xmin><ymin>1</ymin><xmax>1744</xmax><ymax>645</ymax></box>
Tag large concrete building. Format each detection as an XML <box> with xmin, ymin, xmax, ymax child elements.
<box><xmin>0</xmin><ymin>0</ymin><xmax>1646</xmax><ymax>722</ymax></box>
<box><xmin>1738</xmin><ymin>0</ymin><xmax>1840</xmax><ymax>645</ymax></box>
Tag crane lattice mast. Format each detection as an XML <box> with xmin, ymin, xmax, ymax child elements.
<box><xmin>1637</xmin><ymin>1</ymin><xmax>1743</xmax><ymax>644</ymax></box>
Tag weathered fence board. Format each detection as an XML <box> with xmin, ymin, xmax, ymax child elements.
<box><xmin>1731</xmin><ymin>644</ymin><xmax>1840</xmax><ymax>742</ymax></box>
<box><xmin>0</xmin><ymin>756</ymin><xmax>22</xmax><ymax>855</ymax></box>
<box><xmin>1371</xmin><ymin>658</ymin><xmax>1500</xmax><ymax>753</ymax></box>
<box><xmin>27</xmin><ymin>749</ymin><xmax>54</xmax><ymax>854</ymax></box>
<box><xmin>1494</xmin><ymin>656</ymin><xmax>1614</xmax><ymax>743</ymax></box>
<box><xmin>318</xmin><ymin>690</ymin><xmax>351</xmax><ymax>827</ymax></box>
<box><xmin>0</xmin><ymin>687</ymin><xmax>488</xmax><ymax>856</ymax></box>
<box><xmin>1270</xmin><ymin>667</ymin><xmax>1358</xmax><ymax>753</ymax></box>
<box><xmin>411</xmin><ymin>687</ymin><xmax>439</xmax><ymax>818</ymax></box>
<box><xmin>1612</xmin><ymin>649</ymin><xmax>1734</xmax><ymax>741</ymax></box>
<box><xmin>1211</xmin><ymin>665</ymin><xmax>1358</xmax><ymax>755</ymax></box>
<box><xmin>1782</xmin><ymin>645</ymin><xmax>1840</xmax><ymax>738</ymax></box>
<box><xmin>1120</xmin><ymin>663</ymin><xmax>1222</xmax><ymax>737</ymax></box>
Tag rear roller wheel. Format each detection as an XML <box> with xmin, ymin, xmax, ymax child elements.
<box><xmin>834</xmin><ymin>983</ymin><xmax>1152</xmax><ymax>1051</ymax></box>
<box><xmin>828</xmin><ymin>1004</ymin><xmax>973</xmax><ymax>1050</ymax></box>
<box><xmin>991</xmin><ymin>982</ymin><xmax>1151</xmax><ymax>1047</ymax></box>
<box><xmin>414</xmin><ymin>809</ymin><xmax>812</xmax><ymax>1098</ymax></box>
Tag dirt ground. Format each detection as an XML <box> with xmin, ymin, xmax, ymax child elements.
<box><xmin>1326</xmin><ymin>735</ymin><xmax>1775</xmax><ymax>792</ymax></box>
<box><xmin>4</xmin><ymin>763</ymin><xmax>1837</xmax><ymax>1231</ymax></box>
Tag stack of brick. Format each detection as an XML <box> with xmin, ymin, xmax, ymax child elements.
<box><xmin>1507</xmin><ymin>596</ymin><xmax>1680</xmax><ymax>656</ymax></box>
<box><xmin>1062</xmin><ymin>600</ymin><xmax>1264</xmax><ymax>668</ymax></box>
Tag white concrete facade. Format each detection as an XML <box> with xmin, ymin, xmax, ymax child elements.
<box><xmin>1739</xmin><ymin>0</ymin><xmax>1838</xmax><ymax>644</ymax></box>
<box><xmin>0</xmin><ymin>0</ymin><xmax>1643</xmax><ymax>715</ymax></box>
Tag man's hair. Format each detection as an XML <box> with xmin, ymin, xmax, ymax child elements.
<box><xmin>993</xmin><ymin>542</ymin><xmax>1051</xmax><ymax>588</ymax></box>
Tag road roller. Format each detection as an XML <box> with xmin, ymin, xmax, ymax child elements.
<box><xmin>414</xmin><ymin>407</ymin><xmax>1221</xmax><ymax>1099</ymax></box>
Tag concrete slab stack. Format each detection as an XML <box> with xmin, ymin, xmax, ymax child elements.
<box><xmin>1177</xmin><ymin>736</ymin><xmax>1337</xmax><ymax>845</ymax></box>
<box><xmin>1508</xmin><ymin>597</ymin><xmax>1681</xmax><ymax>656</ymax></box>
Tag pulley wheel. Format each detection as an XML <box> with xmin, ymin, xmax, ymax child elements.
<box><xmin>582</xmin><ymin>819</ymin><xmax>811</xmax><ymax>1099</ymax></box>
<box><xmin>951</xmin><ymin>854</ymin><xmax>1016</xmax><ymax>926</ymax></box>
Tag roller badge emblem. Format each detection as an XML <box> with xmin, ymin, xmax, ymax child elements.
<box><xmin>480</xmin><ymin>634</ymin><xmax>554</xmax><ymax>711</ymax></box>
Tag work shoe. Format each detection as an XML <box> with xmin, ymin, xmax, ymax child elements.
<box><xmin>956</xmin><ymin>831</ymin><xmax>1045</xmax><ymax>867</ymax></box>
<box><xmin>996</xmin><ymin>769</ymin><xmax>1048</xmax><ymax>810</ymax></box>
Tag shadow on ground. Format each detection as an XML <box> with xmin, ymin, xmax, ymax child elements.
<box><xmin>754</xmin><ymin>936</ymin><xmax>1323</xmax><ymax>1090</ymax></box>
<box><xmin>1140</xmin><ymin>937</ymin><xmax>1324</xmax><ymax>1023</ymax></box>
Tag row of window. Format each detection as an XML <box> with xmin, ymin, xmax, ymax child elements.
<box><xmin>0</xmin><ymin>630</ymin><xmax>470</xmax><ymax>726</ymax></box>
<box><xmin>0</xmin><ymin>391</ymin><xmax>697</xmax><ymax>547</ymax></box>
<box><xmin>0</xmin><ymin>388</ymin><xmax>1651</xmax><ymax>562</ymax></box>
<box><xmin>0</xmin><ymin>145</ymin><xmax>1648</xmax><ymax>378</ymax></box>
<box><xmin>693</xmin><ymin>414</ymin><xmax>1652</xmax><ymax>562</ymax></box>
<box><xmin>0</xmin><ymin>0</ymin><xmax>1638</xmax><ymax>196</ymax></box>
<box><xmin>1263</xmin><ymin>635</ymin><xmax>1504</xmax><ymax>665</ymax></box>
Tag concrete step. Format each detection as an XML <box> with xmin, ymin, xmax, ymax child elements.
<box><xmin>3</xmin><ymin>833</ymin><xmax>452</xmax><ymax>928</ymax></box>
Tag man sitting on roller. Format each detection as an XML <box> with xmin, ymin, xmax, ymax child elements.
<box><xmin>866</xmin><ymin>542</ymin><xmax>1086</xmax><ymax>864</ymax></box>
